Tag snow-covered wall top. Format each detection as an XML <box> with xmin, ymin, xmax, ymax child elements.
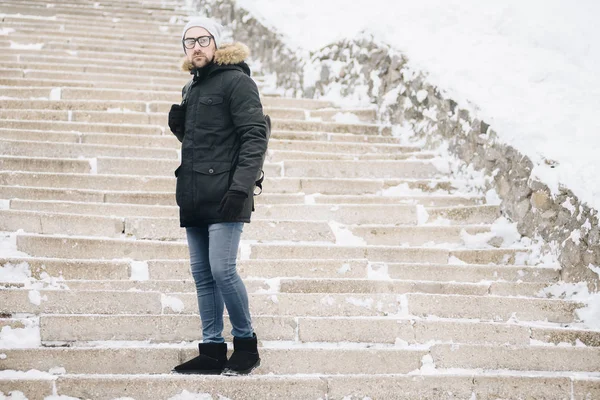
<box><xmin>237</xmin><ymin>0</ymin><xmax>600</xmax><ymax>212</ymax></box>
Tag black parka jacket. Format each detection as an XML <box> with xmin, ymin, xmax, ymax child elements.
<box><xmin>174</xmin><ymin>42</ymin><xmax>268</xmax><ymax>226</ymax></box>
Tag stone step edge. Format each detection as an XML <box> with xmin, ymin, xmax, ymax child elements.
<box><xmin>0</xmin><ymin>256</ymin><xmax>559</xmax><ymax>270</ymax></box>
<box><xmin>0</xmin><ymin>288</ymin><xmax>579</xmax><ymax>305</ymax></box>
<box><xmin>26</xmin><ymin>312</ymin><xmax>600</xmax><ymax>333</ymax></box>
<box><xmin>1</xmin><ymin>208</ymin><xmax>498</xmax><ymax>229</ymax></box>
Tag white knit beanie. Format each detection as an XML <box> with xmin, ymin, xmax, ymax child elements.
<box><xmin>182</xmin><ymin>17</ymin><xmax>224</xmax><ymax>49</ymax></box>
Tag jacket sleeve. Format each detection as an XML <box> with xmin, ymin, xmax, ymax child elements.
<box><xmin>228</xmin><ymin>73</ymin><xmax>268</xmax><ymax>194</ymax></box>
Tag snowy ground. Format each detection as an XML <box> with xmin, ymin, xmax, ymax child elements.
<box><xmin>236</xmin><ymin>0</ymin><xmax>600</xmax><ymax>211</ymax></box>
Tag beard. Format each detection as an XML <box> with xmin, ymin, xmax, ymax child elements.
<box><xmin>191</xmin><ymin>52</ymin><xmax>213</xmax><ymax>68</ymax></box>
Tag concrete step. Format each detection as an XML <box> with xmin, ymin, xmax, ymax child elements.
<box><xmin>0</xmin><ymin>288</ymin><xmax>582</xmax><ymax>322</ymax></box>
<box><xmin>2</xmin><ymin>277</ymin><xmax>543</xmax><ymax>298</ymax></box>
<box><xmin>14</xmin><ymin>233</ymin><xmax>527</xmax><ymax>265</ymax></box>
<box><xmin>0</xmin><ymin>77</ymin><xmax>181</xmax><ymax>91</ymax></box>
<box><xmin>268</xmin><ymin>139</ymin><xmax>421</xmax><ymax>154</ymax></box>
<box><xmin>407</xmin><ymin>293</ymin><xmax>580</xmax><ymax>323</ymax></box>
<box><xmin>0</xmin><ymin>210</ymin><xmax>336</xmax><ymax>242</ymax></box>
<box><xmin>0</xmin><ymin>346</ymin><xmax>426</xmax><ymax>376</ymax></box>
<box><xmin>2</xmin><ymin>374</ymin><xmax>598</xmax><ymax>400</ymax></box>
<box><xmin>0</xmin><ymin>139</ymin><xmax>177</xmax><ymax>160</ymax></box>
<box><xmin>1</xmin><ymin>86</ymin><xmax>335</xmax><ymax>109</ymax></box>
<box><xmin>282</xmin><ymin>160</ymin><xmax>440</xmax><ymax>179</ymax></box>
<box><xmin>0</xmin><ymin>119</ymin><xmax>162</xmax><ymax>135</ymax></box>
<box><xmin>4</xmin><ymin>199</ymin><xmax>498</xmax><ymax>225</ymax></box>
<box><xmin>310</xmin><ymin>194</ymin><xmax>484</xmax><ymax>207</ymax></box>
<box><xmin>0</xmin><ymin>155</ymin><xmax>91</xmax><ymax>174</ymax></box>
<box><xmin>2</xmin><ymin>344</ymin><xmax>598</xmax><ymax>375</ymax></box>
<box><xmin>0</xmin><ymin>63</ymin><xmax>183</xmax><ymax>79</ymax></box>
<box><xmin>2</xmin><ymin>156</ymin><xmax>441</xmax><ymax>180</ymax></box>
<box><xmin>0</xmin><ymin>128</ymin><xmax>413</xmax><ymax>151</ymax></box>
<box><xmin>36</xmin><ymin>314</ymin><xmax>600</xmax><ymax>346</ymax></box>
<box><xmin>272</xmin><ymin>119</ymin><xmax>390</xmax><ymax>136</ymax></box>
<box><xmin>0</xmin><ymin>289</ymin><xmax>405</xmax><ymax>317</ymax></box>
<box><xmin>267</xmin><ymin>149</ymin><xmax>435</xmax><ymax>161</ymax></box>
<box><xmin>1</xmin><ymin>68</ymin><xmax>187</xmax><ymax>86</ymax></box>
<box><xmin>0</xmin><ymin>171</ymin><xmax>457</xmax><ymax>196</ymax></box>
<box><xmin>278</xmin><ymin>278</ymin><xmax>548</xmax><ymax>297</ymax></box>
<box><xmin>248</xmin><ymin>244</ymin><xmax>527</xmax><ymax>265</ymax></box>
<box><xmin>0</xmin><ymin>257</ymin><xmax>370</xmax><ymax>281</ymax></box>
<box><xmin>0</xmin><ymin>187</ymin><xmax>304</xmax><ymax>206</ymax></box>
<box><xmin>310</xmin><ymin>108</ymin><xmax>377</xmax><ymax>122</ymax></box>
<box><xmin>0</xmin><ymin>54</ymin><xmax>177</xmax><ymax>71</ymax></box>
<box><xmin>0</xmin><ymin>257</ymin><xmax>559</xmax><ymax>283</ymax></box>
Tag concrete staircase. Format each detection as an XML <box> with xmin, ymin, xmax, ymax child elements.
<box><xmin>1</xmin><ymin>1</ymin><xmax>599</xmax><ymax>399</ymax></box>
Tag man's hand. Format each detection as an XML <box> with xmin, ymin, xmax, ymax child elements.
<box><xmin>218</xmin><ymin>190</ymin><xmax>248</xmax><ymax>220</ymax></box>
<box><xmin>168</xmin><ymin>104</ymin><xmax>186</xmax><ymax>141</ymax></box>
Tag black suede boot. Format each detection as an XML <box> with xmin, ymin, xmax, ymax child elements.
<box><xmin>172</xmin><ymin>342</ymin><xmax>228</xmax><ymax>374</ymax></box>
<box><xmin>222</xmin><ymin>333</ymin><xmax>260</xmax><ymax>376</ymax></box>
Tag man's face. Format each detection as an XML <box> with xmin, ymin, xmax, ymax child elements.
<box><xmin>184</xmin><ymin>26</ymin><xmax>216</xmax><ymax>69</ymax></box>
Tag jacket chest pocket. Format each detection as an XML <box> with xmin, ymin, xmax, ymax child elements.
<box><xmin>195</xmin><ymin>95</ymin><xmax>225</xmax><ymax>127</ymax></box>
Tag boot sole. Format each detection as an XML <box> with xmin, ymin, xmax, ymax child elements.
<box><xmin>171</xmin><ymin>369</ymin><xmax>223</xmax><ymax>375</ymax></box>
<box><xmin>221</xmin><ymin>359</ymin><xmax>261</xmax><ymax>376</ymax></box>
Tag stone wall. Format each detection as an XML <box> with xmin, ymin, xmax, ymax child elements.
<box><xmin>193</xmin><ymin>0</ymin><xmax>600</xmax><ymax>288</ymax></box>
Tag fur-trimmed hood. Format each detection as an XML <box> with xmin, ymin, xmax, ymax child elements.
<box><xmin>181</xmin><ymin>42</ymin><xmax>250</xmax><ymax>72</ymax></box>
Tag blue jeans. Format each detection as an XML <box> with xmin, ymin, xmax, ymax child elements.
<box><xmin>186</xmin><ymin>223</ymin><xmax>254</xmax><ymax>343</ymax></box>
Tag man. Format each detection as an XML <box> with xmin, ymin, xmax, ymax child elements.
<box><xmin>168</xmin><ymin>17</ymin><xmax>268</xmax><ymax>376</ymax></box>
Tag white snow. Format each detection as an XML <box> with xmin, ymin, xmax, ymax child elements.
<box><xmin>0</xmin><ymin>318</ymin><xmax>41</xmax><ymax>348</ymax></box>
<box><xmin>88</xmin><ymin>158</ymin><xmax>98</xmax><ymax>175</ymax></box>
<box><xmin>367</xmin><ymin>262</ymin><xmax>391</xmax><ymax>280</ymax></box>
<box><xmin>328</xmin><ymin>221</ymin><xmax>366</xmax><ymax>246</ymax></box>
<box><xmin>416</xmin><ymin>205</ymin><xmax>429</xmax><ymax>225</ymax></box>
<box><xmin>539</xmin><ymin>281</ymin><xmax>600</xmax><ymax>329</ymax></box>
<box><xmin>9</xmin><ymin>42</ymin><xmax>44</xmax><ymax>50</ymax></box>
<box><xmin>333</xmin><ymin>112</ymin><xmax>361</xmax><ymax>124</ymax></box>
<box><xmin>238</xmin><ymin>240</ymin><xmax>253</xmax><ymax>260</ymax></box>
<box><xmin>346</xmin><ymin>297</ymin><xmax>374</xmax><ymax>309</ymax></box>
<box><xmin>161</xmin><ymin>294</ymin><xmax>185</xmax><ymax>313</ymax></box>
<box><xmin>0</xmin><ymin>261</ymin><xmax>31</xmax><ymax>282</ymax></box>
<box><xmin>0</xmin><ymin>28</ymin><xmax>15</xmax><ymax>35</ymax></box>
<box><xmin>379</xmin><ymin>183</ymin><xmax>427</xmax><ymax>197</ymax></box>
<box><xmin>238</xmin><ymin>0</ymin><xmax>600</xmax><ymax>212</ymax></box>
<box><xmin>130</xmin><ymin>260</ymin><xmax>149</xmax><ymax>281</ymax></box>
<box><xmin>337</xmin><ymin>263</ymin><xmax>352</xmax><ymax>275</ymax></box>
<box><xmin>459</xmin><ymin>217</ymin><xmax>522</xmax><ymax>249</ymax></box>
<box><xmin>168</xmin><ymin>392</ymin><xmax>230</xmax><ymax>400</ymax></box>
<box><xmin>49</xmin><ymin>87</ymin><xmax>61</xmax><ymax>101</ymax></box>
<box><xmin>0</xmin><ymin>13</ymin><xmax>57</xmax><ymax>21</ymax></box>
<box><xmin>0</xmin><ymin>231</ymin><xmax>30</xmax><ymax>258</ymax></box>
<box><xmin>304</xmin><ymin>193</ymin><xmax>320</xmax><ymax>205</ymax></box>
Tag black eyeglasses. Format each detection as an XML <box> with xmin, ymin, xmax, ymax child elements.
<box><xmin>182</xmin><ymin>36</ymin><xmax>213</xmax><ymax>49</ymax></box>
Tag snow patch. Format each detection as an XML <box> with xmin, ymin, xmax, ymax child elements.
<box><xmin>367</xmin><ymin>262</ymin><xmax>391</xmax><ymax>280</ymax></box>
<box><xmin>337</xmin><ymin>263</ymin><xmax>352</xmax><ymax>275</ymax></box>
<box><xmin>333</xmin><ymin>112</ymin><xmax>361</xmax><ymax>124</ymax></box>
<box><xmin>304</xmin><ymin>193</ymin><xmax>320</xmax><ymax>205</ymax></box>
<box><xmin>539</xmin><ymin>282</ymin><xmax>600</xmax><ymax>329</ymax></box>
<box><xmin>10</xmin><ymin>42</ymin><xmax>44</xmax><ymax>50</ymax></box>
<box><xmin>239</xmin><ymin>241</ymin><xmax>253</xmax><ymax>260</ymax></box>
<box><xmin>328</xmin><ymin>221</ymin><xmax>366</xmax><ymax>246</ymax></box>
<box><xmin>168</xmin><ymin>391</ymin><xmax>231</xmax><ymax>400</ymax></box>
<box><xmin>346</xmin><ymin>297</ymin><xmax>373</xmax><ymax>309</ymax></box>
<box><xmin>130</xmin><ymin>261</ymin><xmax>149</xmax><ymax>281</ymax></box>
<box><xmin>0</xmin><ymin>317</ymin><xmax>41</xmax><ymax>348</ymax></box>
<box><xmin>416</xmin><ymin>205</ymin><xmax>429</xmax><ymax>225</ymax></box>
<box><xmin>88</xmin><ymin>158</ymin><xmax>98</xmax><ymax>175</ymax></box>
<box><xmin>0</xmin><ymin>28</ymin><xmax>15</xmax><ymax>35</ymax></box>
<box><xmin>161</xmin><ymin>294</ymin><xmax>185</xmax><ymax>313</ymax></box>
<box><xmin>49</xmin><ymin>87</ymin><xmax>61</xmax><ymax>101</ymax></box>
